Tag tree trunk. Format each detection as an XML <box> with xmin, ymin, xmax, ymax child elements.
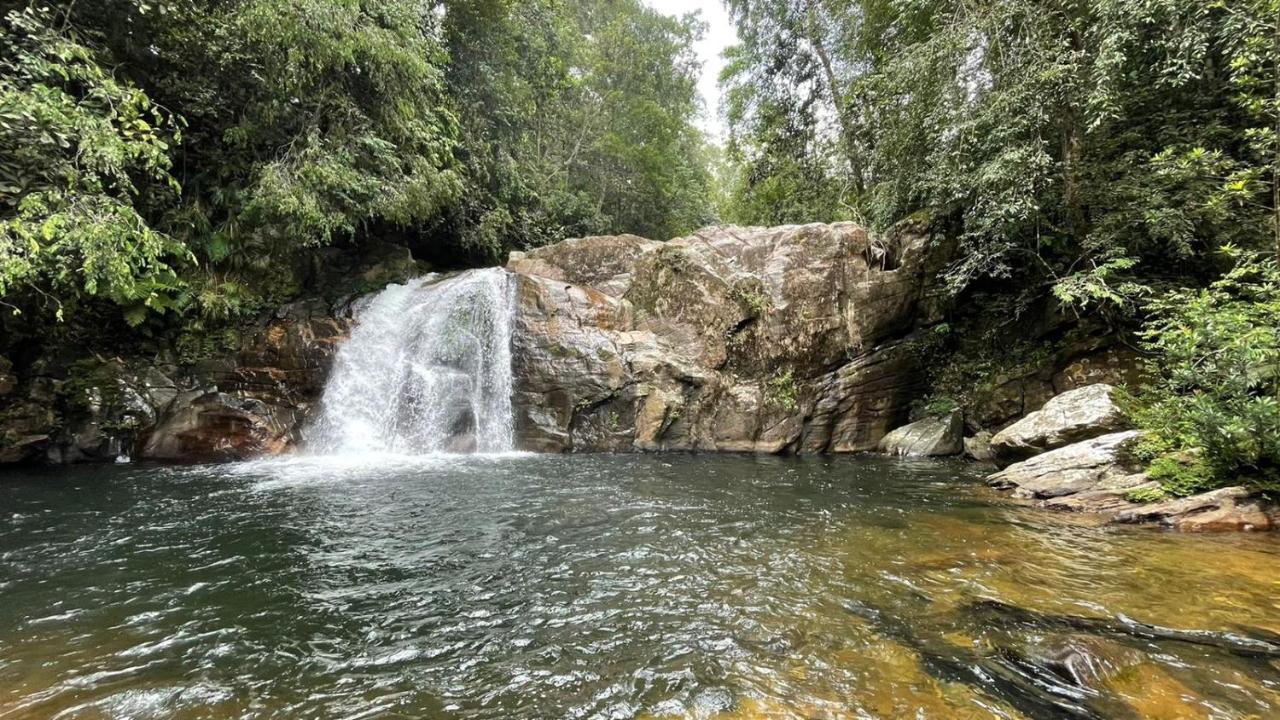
<box><xmin>804</xmin><ymin>1</ymin><xmax>864</xmax><ymax>195</ymax></box>
<box><xmin>1063</xmin><ymin>19</ymin><xmax>1088</xmax><ymax>244</ymax></box>
<box><xmin>1273</xmin><ymin>3</ymin><xmax>1279</xmax><ymax>260</ymax></box>
<box><xmin>1063</xmin><ymin>117</ymin><xmax>1086</xmax><ymax>242</ymax></box>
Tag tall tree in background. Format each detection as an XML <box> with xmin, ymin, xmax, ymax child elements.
<box><xmin>440</xmin><ymin>0</ymin><xmax>713</xmax><ymax>259</ymax></box>
<box><xmin>722</xmin><ymin>0</ymin><xmax>1279</xmax><ymax>311</ymax></box>
<box><xmin>1</xmin><ymin>0</ymin><xmax>714</xmax><ymax>336</ymax></box>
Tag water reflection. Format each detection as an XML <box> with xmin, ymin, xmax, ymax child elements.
<box><xmin>1</xmin><ymin>455</ymin><xmax>1278</xmax><ymax>719</ymax></box>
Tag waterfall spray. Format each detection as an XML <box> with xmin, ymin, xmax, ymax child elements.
<box><xmin>309</xmin><ymin>269</ymin><xmax>516</xmax><ymax>455</ymax></box>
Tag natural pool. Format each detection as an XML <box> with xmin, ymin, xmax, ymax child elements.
<box><xmin>1</xmin><ymin>454</ymin><xmax>1278</xmax><ymax>719</ymax></box>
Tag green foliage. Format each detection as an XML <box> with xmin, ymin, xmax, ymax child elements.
<box><xmin>722</xmin><ymin>0</ymin><xmax>1280</xmax><ymax>313</ymax></box>
<box><xmin>731</xmin><ymin>278</ymin><xmax>771</xmax><ymax>318</ymax></box>
<box><xmin>1124</xmin><ymin>484</ymin><xmax>1168</xmax><ymax>504</ymax></box>
<box><xmin>0</xmin><ymin>0</ymin><xmax>715</xmax><ymax>344</ymax></box>
<box><xmin>441</xmin><ymin>0</ymin><xmax>714</xmax><ymax>258</ymax></box>
<box><xmin>0</xmin><ymin>4</ymin><xmax>188</xmax><ymax>323</ymax></box>
<box><xmin>1129</xmin><ymin>249</ymin><xmax>1280</xmax><ymax>494</ymax></box>
<box><xmin>1143</xmin><ymin>454</ymin><xmax>1219</xmax><ymax>499</ymax></box>
<box><xmin>765</xmin><ymin>369</ymin><xmax>799</xmax><ymax>412</ymax></box>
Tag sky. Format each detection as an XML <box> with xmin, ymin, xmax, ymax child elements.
<box><xmin>643</xmin><ymin>0</ymin><xmax>737</xmax><ymax>140</ymax></box>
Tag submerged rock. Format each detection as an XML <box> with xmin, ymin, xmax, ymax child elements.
<box><xmin>878</xmin><ymin>412</ymin><xmax>963</xmax><ymax>456</ymax></box>
<box><xmin>990</xmin><ymin>383</ymin><xmax>1127</xmax><ymax>463</ymax></box>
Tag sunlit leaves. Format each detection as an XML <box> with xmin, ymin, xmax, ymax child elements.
<box><xmin>1132</xmin><ymin>248</ymin><xmax>1280</xmax><ymax>492</ymax></box>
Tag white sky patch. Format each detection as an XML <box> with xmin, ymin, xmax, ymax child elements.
<box><xmin>644</xmin><ymin>0</ymin><xmax>737</xmax><ymax>140</ymax></box>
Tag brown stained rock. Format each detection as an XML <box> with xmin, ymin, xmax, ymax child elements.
<box><xmin>140</xmin><ymin>392</ymin><xmax>296</xmax><ymax>463</ymax></box>
<box><xmin>801</xmin><ymin>340</ymin><xmax>924</xmax><ymax>453</ymax></box>
<box><xmin>990</xmin><ymin>384</ymin><xmax>1128</xmax><ymax>463</ymax></box>
<box><xmin>507</xmin><ymin>234</ymin><xmax>659</xmax><ymax>298</ymax></box>
<box><xmin>1114</xmin><ymin>487</ymin><xmax>1279</xmax><ymax>532</ymax></box>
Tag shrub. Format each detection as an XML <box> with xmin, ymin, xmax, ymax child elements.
<box><xmin>1129</xmin><ymin>249</ymin><xmax>1280</xmax><ymax>495</ymax></box>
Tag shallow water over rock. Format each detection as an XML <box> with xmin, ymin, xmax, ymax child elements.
<box><xmin>2</xmin><ymin>455</ymin><xmax>1278</xmax><ymax>718</ymax></box>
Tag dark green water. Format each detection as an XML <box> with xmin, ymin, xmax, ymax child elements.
<box><xmin>2</xmin><ymin>454</ymin><xmax>1278</xmax><ymax>719</ymax></box>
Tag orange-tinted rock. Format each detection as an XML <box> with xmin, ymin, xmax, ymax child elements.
<box><xmin>140</xmin><ymin>392</ymin><xmax>297</xmax><ymax>463</ymax></box>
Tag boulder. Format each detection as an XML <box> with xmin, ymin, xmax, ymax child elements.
<box><xmin>508</xmin><ymin>223</ymin><xmax>931</xmax><ymax>453</ymax></box>
<box><xmin>987</xmin><ymin>431</ymin><xmax>1141</xmax><ymax>499</ymax></box>
<box><xmin>963</xmin><ymin>431</ymin><xmax>995</xmax><ymax>462</ymax></box>
<box><xmin>140</xmin><ymin>392</ymin><xmax>296</xmax><ymax>463</ymax></box>
<box><xmin>1113</xmin><ymin>487</ymin><xmax>1279</xmax><ymax>532</ymax></box>
<box><xmin>878</xmin><ymin>412</ymin><xmax>963</xmax><ymax>456</ymax></box>
<box><xmin>987</xmin><ymin>432</ymin><xmax>1278</xmax><ymax>531</ymax></box>
<box><xmin>990</xmin><ymin>384</ymin><xmax>1127</xmax><ymax>463</ymax></box>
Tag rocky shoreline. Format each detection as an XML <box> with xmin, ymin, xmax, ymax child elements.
<box><xmin>1</xmin><ymin>223</ymin><xmax>1274</xmax><ymax>531</ymax></box>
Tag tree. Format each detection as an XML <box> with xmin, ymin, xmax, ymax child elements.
<box><xmin>722</xmin><ymin>0</ymin><xmax>1278</xmax><ymax>310</ymax></box>
<box><xmin>0</xmin><ymin>3</ymin><xmax>187</xmax><ymax>325</ymax></box>
<box><xmin>439</xmin><ymin>0</ymin><xmax>713</xmax><ymax>259</ymax></box>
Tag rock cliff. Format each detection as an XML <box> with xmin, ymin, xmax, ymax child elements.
<box><xmin>506</xmin><ymin>223</ymin><xmax>933</xmax><ymax>453</ymax></box>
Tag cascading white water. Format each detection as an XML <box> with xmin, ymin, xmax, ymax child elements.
<box><xmin>309</xmin><ymin>268</ymin><xmax>517</xmax><ymax>455</ymax></box>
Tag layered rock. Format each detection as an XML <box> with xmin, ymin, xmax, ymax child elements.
<box><xmin>987</xmin><ymin>430</ymin><xmax>1278</xmax><ymax>531</ymax></box>
<box><xmin>987</xmin><ymin>431</ymin><xmax>1144</xmax><ymax>499</ymax></box>
<box><xmin>136</xmin><ymin>301</ymin><xmax>352</xmax><ymax>462</ymax></box>
<box><xmin>990</xmin><ymin>383</ymin><xmax>1127</xmax><ymax>463</ymax></box>
<box><xmin>1114</xmin><ymin>487</ymin><xmax>1279</xmax><ymax>532</ymax></box>
<box><xmin>877</xmin><ymin>412</ymin><xmax>963</xmax><ymax>456</ymax></box>
<box><xmin>0</xmin><ymin>301</ymin><xmax>352</xmax><ymax>465</ymax></box>
<box><xmin>508</xmin><ymin>223</ymin><xmax>932</xmax><ymax>453</ymax></box>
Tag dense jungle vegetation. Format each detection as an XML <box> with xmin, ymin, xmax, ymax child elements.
<box><xmin>1</xmin><ymin>0</ymin><xmax>1278</xmax><ymax>492</ymax></box>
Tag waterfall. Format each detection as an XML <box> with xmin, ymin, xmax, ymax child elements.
<box><xmin>309</xmin><ymin>268</ymin><xmax>517</xmax><ymax>455</ymax></box>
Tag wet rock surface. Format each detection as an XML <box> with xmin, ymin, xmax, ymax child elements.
<box><xmin>0</xmin><ymin>301</ymin><xmax>352</xmax><ymax>465</ymax></box>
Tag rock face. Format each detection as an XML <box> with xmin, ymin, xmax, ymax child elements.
<box><xmin>140</xmin><ymin>392</ymin><xmax>294</xmax><ymax>462</ymax></box>
<box><xmin>990</xmin><ymin>384</ymin><xmax>1127</xmax><ymax>463</ymax></box>
<box><xmin>0</xmin><ymin>301</ymin><xmax>352</xmax><ymax>465</ymax></box>
<box><xmin>507</xmin><ymin>223</ymin><xmax>933</xmax><ymax>453</ymax></box>
<box><xmin>136</xmin><ymin>302</ymin><xmax>352</xmax><ymax>462</ymax></box>
<box><xmin>878</xmin><ymin>412</ymin><xmax>963</xmax><ymax>457</ymax></box>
